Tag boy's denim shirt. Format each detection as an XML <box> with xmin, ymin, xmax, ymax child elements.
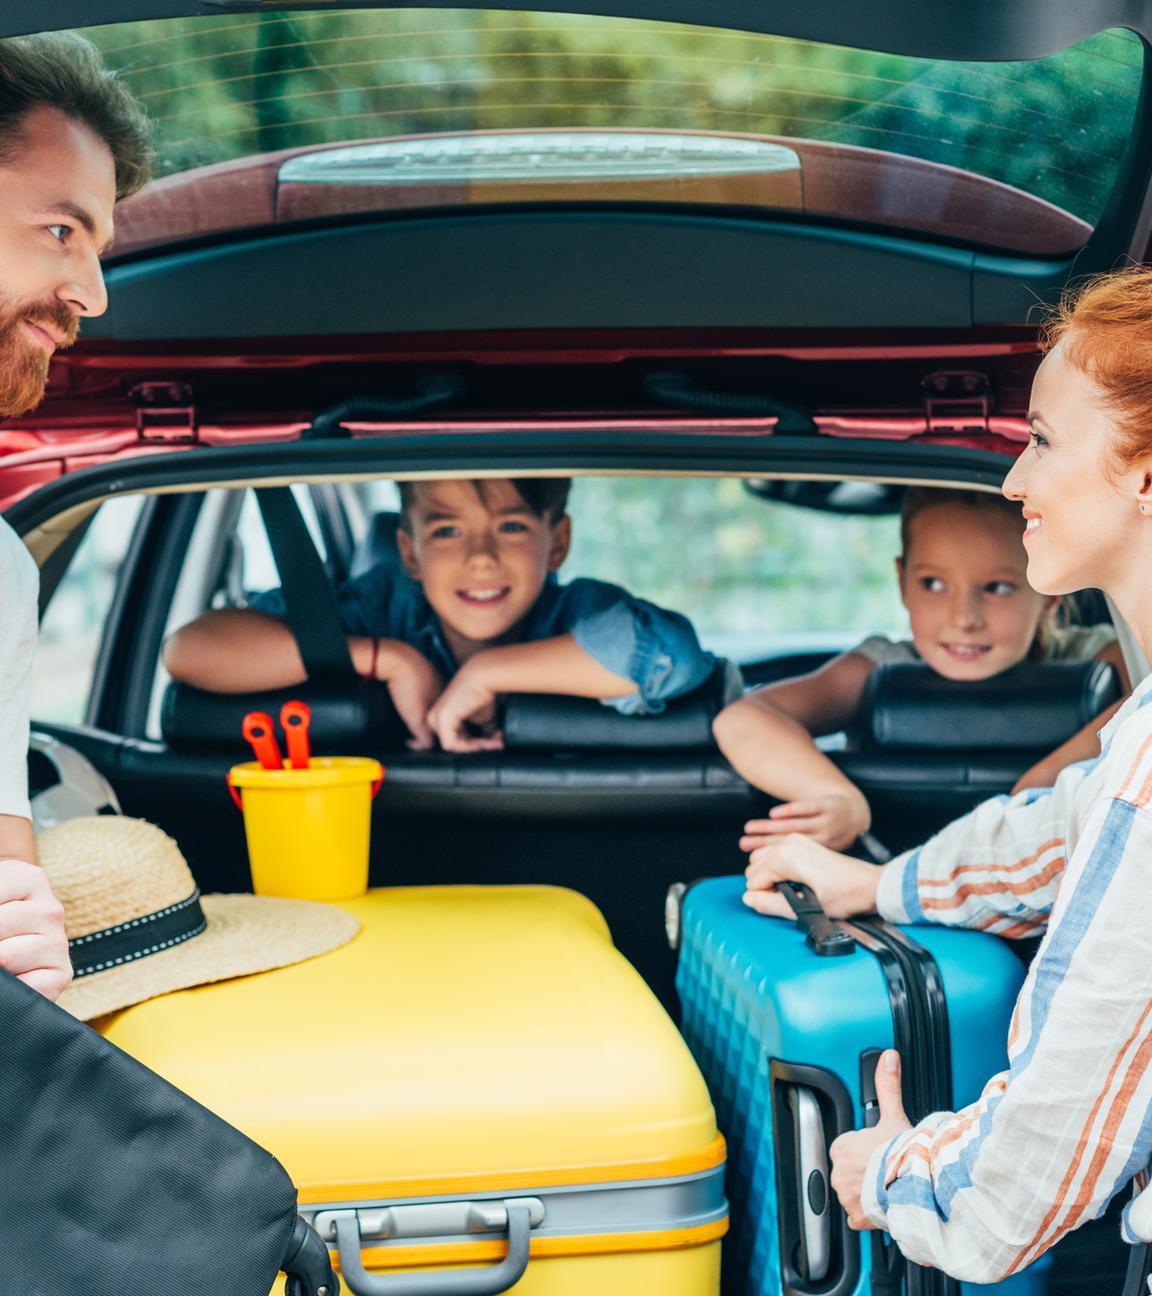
<box><xmin>252</xmin><ymin>566</ymin><xmax>716</xmax><ymax>714</ymax></box>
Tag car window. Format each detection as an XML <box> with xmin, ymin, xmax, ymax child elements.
<box><xmin>564</xmin><ymin>476</ymin><xmax>904</xmax><ymax>664</ymax></box>
<box><xmin>350</xmin><ymin>476</ymin><xmax>904</xmax><ymax>664</ymax></box>
<box><xmin>32</xmin><ymin>496</ymin><xmax>146</xmax><ymax>726</ymax></box>
<box><xmin>83</xmin><ymin>12</ymin><xmax>1140</xmax><ymax>258</ymax></box>
<box><xmin>229</xmin><ymin>485</ymin><xmax>330</xmax><ymax>602</ymax></box>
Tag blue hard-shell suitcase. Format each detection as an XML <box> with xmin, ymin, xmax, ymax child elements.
<box><xmin>671</xmin><ymin>874</ymin><xmax>1051</xmax><ymax>1296</ymax></box>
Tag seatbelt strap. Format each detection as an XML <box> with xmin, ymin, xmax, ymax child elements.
<box><xmin>254</xmin><ymin>487</ymin><xmax>357</xmax><ymax>681</ymax></box>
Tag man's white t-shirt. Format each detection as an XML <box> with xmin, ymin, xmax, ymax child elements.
<box><xmin>0</xmin><ymin>516</ymin><xmax>37</xmax><ymax>820</ymax></box>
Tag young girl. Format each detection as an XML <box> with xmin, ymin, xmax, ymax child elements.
<box><xmin>713</xmin><ymin>487</ymin><xmax>1128</xmax><ymax>851</ymax></box>
<box><xmin>741</xmin><ymin>265</ymin><xmax>1152</xmax><ymax>1280</ymax></box>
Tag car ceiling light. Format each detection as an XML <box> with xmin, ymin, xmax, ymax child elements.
<box><xmin>278</xmin><ymin>133</ymin><xmax>802</xmax><ymax>186</ymax></box>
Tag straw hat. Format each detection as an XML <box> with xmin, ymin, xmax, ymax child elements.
<box><xmin>43</xmin><ymin>817</ymin><xmax>360</xmax><ymax>1021</ymax></box>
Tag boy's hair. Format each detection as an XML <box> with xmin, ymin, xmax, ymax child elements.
<box><xmin>899</xmin><ymin>486</ymin><xmax>1021</xmax><ymax>557</ymax></box>
<box><xmin>0</xmin><ymin>33</ymin><xmax>152</xmax><ymax>200</ymax></box>
<box><xmin>397</xmin><ymin>478</ymin><xmax>572</xmax><ymax>532</ymax></box>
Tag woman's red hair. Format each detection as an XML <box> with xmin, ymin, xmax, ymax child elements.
<box><xmin>1044</xmin><ymin>266</ymin><xmax>1152</xmax><ymax>469</ymax></box>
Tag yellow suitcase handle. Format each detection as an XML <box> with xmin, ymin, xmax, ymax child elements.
<box><xmin>328</xmin><ymin>1201</ymin><xmax>533</xmax><ymax>1296</ymax></box>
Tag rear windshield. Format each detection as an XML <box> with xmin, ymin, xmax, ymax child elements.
<box><xmin>79</xmin><ymin>10</ymin><xmax>1143</xmax><ymax>257</ymax></box>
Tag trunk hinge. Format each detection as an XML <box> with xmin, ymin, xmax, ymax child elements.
<box><xmin>921</xmin><ymin>370</ymin><xmax>991</xmax><ymax>436</ymax></box>
<box><xmin>131</xmin><ymin>381</ymin><xmax>199</xmax><ymax>443</ymax></box>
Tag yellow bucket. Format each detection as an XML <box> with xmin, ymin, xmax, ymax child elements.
<box><xmin>227</xmin><ymin>757</ymin><xmax>384</xmax><ymax>901</ymax></box>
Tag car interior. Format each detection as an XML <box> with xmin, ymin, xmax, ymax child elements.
<box><xmin>8</xmin><ymin>2</ymin><xmax>1152</xmax><ymax>1291</ymax></box>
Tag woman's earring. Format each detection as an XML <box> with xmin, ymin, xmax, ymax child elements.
<box><xmin>1142</xmin><ymin>503</ymin><xmax>1149</xmax><ymax>514</ymax></box>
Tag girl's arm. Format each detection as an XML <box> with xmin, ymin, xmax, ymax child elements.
<box><xmin>713</xmin><ymin>651</ymin><xmax>876</xmax><ymax>851</ymax></box>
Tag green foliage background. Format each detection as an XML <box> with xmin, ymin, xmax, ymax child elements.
<box><xmin>59</xmin><ymin>12</ymin><xmax>1135</xmax><ymax>659</ymax></box>
<box><xmin>82</xmin><ymin>9</ymin><xmax>1141</xmax><ymax>222</ymax></box>
<box><xmin>564</xmin><ymin>477</ymin><xmax>904</xmax><ymax>650</ymax></box>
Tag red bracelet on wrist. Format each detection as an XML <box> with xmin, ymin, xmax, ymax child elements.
<box><xmin>360</xmin><ymin>637</ymin><xmax>381</xmax><ymax>681</ymax></box>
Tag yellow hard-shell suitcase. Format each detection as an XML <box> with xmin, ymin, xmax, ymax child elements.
<box><xmin>99</xmin><ymin>885</ymin><xmax>727</xmax><ymax>1295</ymax></box>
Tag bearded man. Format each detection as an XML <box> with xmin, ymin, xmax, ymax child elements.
<box><xmin>0</xmin><ymin>33</ymin><xmax>150</xmax><ymax>998</ymax></box>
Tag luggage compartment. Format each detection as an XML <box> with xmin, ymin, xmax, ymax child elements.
<box><xmin>672</xmin><ymin>875</ymin><xmax>1050</xmax><ymax>1296</ymax></box>
<box><xmin>98</xmin><ymin>885</ymin><xmax>727</xmax><ymax>1295</ymax></box>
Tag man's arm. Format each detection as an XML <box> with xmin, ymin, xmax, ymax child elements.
<box><xmin>0</xmin><ymin>523</ymin><xmax>70</xmax><ymax>998</ymax></box>
<box><xmin>0</xmin><ymin>814</ymin><xmax>35</xmax><ymax>864</ymax></box>
<box><xmin>0</xmin><ymin>850</ymin><xmax>70</xmax><ymax>1001</ymax></box>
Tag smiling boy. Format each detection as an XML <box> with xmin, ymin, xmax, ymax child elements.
<box><xmin>165</xmin><ymin>477</ymin><xmax>718</xmax><ymax>751</ymax></box>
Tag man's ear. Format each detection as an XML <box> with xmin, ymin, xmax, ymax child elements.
<box><xmin>396</xmin><ymin>527</ymin><xmax>422</xmax><ymax>582</ymax></box>
<box><xmin>547</xmin><ymin>514</ymin><xmax>572</xmax><ymax>571</ymax></box>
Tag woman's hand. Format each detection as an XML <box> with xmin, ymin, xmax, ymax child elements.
<box><xmin>739</xmin><ymin>792</ymin><xmax>871</xmax><ymax>852</ymax></box>
<box><xmin>743</xmin><ymin>833</ymin><xmax>883</xmax><ymax>919</ymax></box>
<box><xmin>830</xmin><ymin>1049</ymin><xmax>912</xmax><ymax>1230</ymax></box>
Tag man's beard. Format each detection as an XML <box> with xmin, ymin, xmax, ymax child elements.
<box><xmin>0</xmin><ymin>296</ymin><xmax>78</xmax><ymax>419</ymax></box>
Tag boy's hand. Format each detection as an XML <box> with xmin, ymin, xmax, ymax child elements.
<box><xmin>739</xmin><ymin>793</ymin><xmax>870</xmax><ymax>852</ymax></box>
<box><xmin>743</xmin><ymin>833</ymin><xmax>881</xmax><ymax>920</ymax></box>
<box><xmin>374</xmin><ymin>641</ymin><xmax>444</xmax><ymax>751</ymax></box>
<box><xmin>0</xmin><ymin>858</ymin><xmax>71</xmax><ymax>1001</ymax></box>
<box><xmin>426</xmin><ymin>661</ymin><xmax>505</xmax><ymax>754</ymax></box>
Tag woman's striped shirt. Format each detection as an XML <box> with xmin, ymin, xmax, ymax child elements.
<box><xmin>860</xmin><ymin>674</ymin><xmax>1152</xmax><ymax>1282</ymax></box>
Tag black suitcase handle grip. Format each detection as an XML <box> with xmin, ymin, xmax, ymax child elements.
<box><xmin>778</xmin><ymin>882</ymin><xmax>857</xmax><ymax>958</ymax></box>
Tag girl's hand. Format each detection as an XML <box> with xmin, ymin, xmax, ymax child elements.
<box><xmin>739</xmin><ymin>793</ymin><xmax>870</xmax><ymax>852</ymax></box>
<box><xmin>743</xmin><ymin>833</ymin><xmax>882</xmax><ymax>920</ymax></box>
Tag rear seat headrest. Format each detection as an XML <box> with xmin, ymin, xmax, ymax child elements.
<box><xmin>163</xmin><ymin>661</ymin><xmax>735</xmax><ymax>754</ymax></box>
<box><xmin>861</xmin><ymin>659</ymin><xmax>1121</xmax><ymax>752</ymax></box>
<box><xmin>502</xmin><ymin>662</ymin><xmax>733</xmax><ymax>751</ymax></box>
<box><xmin>161</xmin><ymin>680</ymin><xmax>407</xmax><ymax>753</ymax></box>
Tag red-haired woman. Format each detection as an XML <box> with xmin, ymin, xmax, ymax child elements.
<box><xmin>744</xmin><ymin>266</ymin><xmax>1152</xmax><ymax>1281</ymax></box>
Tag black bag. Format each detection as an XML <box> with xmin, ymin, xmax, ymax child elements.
<box><xmin>0</xmin><ymin>968</ymin><xmax>337</xmax><ymax>1296</ymax></box>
